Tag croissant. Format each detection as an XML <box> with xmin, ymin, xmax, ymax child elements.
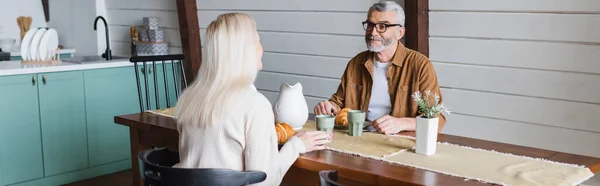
<box><xmin>275</xmin><ymin>122</ymin><xmax>296</xmax><ymax>144</ymax></box>
<box><xmin>335</xmin><ymin>108</ymin><xmax>351</xmax><ymax>126</ymax></box>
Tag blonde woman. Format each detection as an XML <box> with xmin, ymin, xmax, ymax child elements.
<box><xmin>174</xmin><ymin>13</ymin><xmax>332</xmax><ymax>185</ymax></box>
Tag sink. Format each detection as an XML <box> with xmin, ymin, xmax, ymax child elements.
<box><xmin>62</xmin><ymin>55</ymin><xmax>129</xmax><ymax>63</ymax></box>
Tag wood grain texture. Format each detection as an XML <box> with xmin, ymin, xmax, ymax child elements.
<box><xmin>404</xmin><ymin>0</ymin><xmax>429</xmax><ymax>56</ymax></box>
<box><xmin>128</xmin><ymin>128</ymin><xmax>142</xmax><ymax>186</ymax></box>
<box><xmin>177</xmin><ymin>0</ymin><xmax>202</xmax><ymax>82</ymax></box>
<box><xmin>114</xmin><ymin>113</ymin><xmax>600</xmax><ymax>185</ymax></box>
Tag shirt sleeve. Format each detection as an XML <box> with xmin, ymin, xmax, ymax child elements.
<box><xmin>329</xmin><ymin>61</ymin><xmax>352</xmax><ymax>111</ymax></box>
<box><xmin>243</xmin><ymin>95</ymin><xmax>306</xmax><ymax>186</ymax></box>
<box><xmin>418</xmin><ymin>60</ymin><xmax>447</xmax><ymax>131</ymax></box>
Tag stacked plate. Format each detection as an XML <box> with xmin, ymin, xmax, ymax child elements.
<box><xmin>20</xmin><ymin>28</ymin><xmax>59</xmax><ymax>61</ymax></box>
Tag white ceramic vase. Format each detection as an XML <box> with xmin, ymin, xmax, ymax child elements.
<box><xmin>415</xmin><ymin>116</ymin><xmax>438</xmax><ymax>156</ymax></box>
<box><xmin>273</xmin><ymin>82</ymin><xmax>309</xmax><ymax>130</ymax></box>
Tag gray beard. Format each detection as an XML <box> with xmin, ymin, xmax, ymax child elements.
<box><xmin>366</xmin><ymin>37</ymin><xmax>395</xmax><ymax>52</ymax></box>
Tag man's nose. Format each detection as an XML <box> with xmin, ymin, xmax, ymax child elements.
<box><xmin>368</xmin><ymin>27</ymin><xmax>379</xmax><ymax>37</ymax></box>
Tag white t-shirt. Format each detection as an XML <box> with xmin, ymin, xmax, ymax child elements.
<box><xmin>367</xmin><ymin>58</ymin><xmax>392</xmax><ymax>122</ymax></box>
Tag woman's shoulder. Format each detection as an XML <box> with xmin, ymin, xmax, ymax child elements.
<box><xmin>241</xmin><ymin>86</ymin><xmax>273</xmax><ymax>111</ymax></box>
<box><xmin>243</xmin><ymin>88</ymin><xmax>275</xmax><ymax>131</ymax></box>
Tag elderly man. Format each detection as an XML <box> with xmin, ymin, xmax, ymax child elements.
<box><xmin>314</xmin><ymin>1</ymin><xmax>446</xmax><ymax>134</ymax></box>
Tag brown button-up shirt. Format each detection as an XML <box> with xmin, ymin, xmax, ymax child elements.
<box><xmin>328</xmin><ymin>43</ymin><xmax>447</xmax><ymax>130</ymax></box>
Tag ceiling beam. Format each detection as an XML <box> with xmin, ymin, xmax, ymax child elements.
<box><xmin>176</xmin><ymin>0</ymin><xmax>202</xmax><ymax>83</ymax></box>
<box><xmin>404</xmin><ymin>0</ymin><xmax>429</xmax><ymax>57</ymax></box>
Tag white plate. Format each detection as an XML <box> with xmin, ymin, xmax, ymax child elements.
<box><xmin>38</xmin><ymin>29</ymin><xmax>58</xmax><ymax>61</ymax></box>
<box><xmin>20</xmin><ymin>28</ymin><xmax>39</xmax><ymax>60</ymax></box>
<box><xmin>28</xmin><ymin>28</ymin><xmax>47</xmax><ymax>61</ymax></box>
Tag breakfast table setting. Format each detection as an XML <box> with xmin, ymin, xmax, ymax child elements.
<box><xmin>140</xmin><ymin>106</ymin><xmax>598</xmax><ymax>186</ymax></box>
<box><xmin>113</xmin><ymin>82</ymin><xmax>600</xmax><ymax>186</ymax></box>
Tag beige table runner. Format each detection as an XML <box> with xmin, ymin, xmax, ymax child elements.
<box><xmin>148</xmin><ymin>108</ymin><xmax>594</xmax><ymax>186</ymax></box>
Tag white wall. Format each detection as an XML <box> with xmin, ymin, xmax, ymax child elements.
<box><xmin>48</xmin><ymin>0</ymin><xmax>101</xmax><ymax>56</ymax></box>
<box><xmin>103</xmin><ymin>1</ymin><xmax>599</xmax><ymax>184</ymax></box>
<box><xmin>0</xmin><ymin>0</ymin><xmax>47</xmax><ymax>51</ymax></box>
<box><xmin>197</xmin><ymin>0</ymin><xmax>393</xmax><ymax>112</ymax></box>
<box><xmin>429</xmin><ymin>0</ymin><xmax>600</xmax><ymax>184</ymax></box>
<box><xmin>105</xmin><ymin>0</ymin><xmax>395</xmax><ymax>108</ymax></box>
<box><xmin>105</xmin><ymin>0</ymin><xmax>182</xmax><ymax>56</ymax></box>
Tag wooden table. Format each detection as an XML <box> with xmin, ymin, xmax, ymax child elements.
<box><xmin>115</xmin><ymin>113</ymin><xmax>600</xmax><ymax>186</ymax></box>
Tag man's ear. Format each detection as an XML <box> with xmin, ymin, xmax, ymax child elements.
<box><xmin>396</xmin><ymin>27</ymin><xmax>405</xmax><ymax>40</ymax></box>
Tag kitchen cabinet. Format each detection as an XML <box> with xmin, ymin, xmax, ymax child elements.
<box><xmin>84</xmin><ymin>67</ymin><xmax>138</xmax><ymax>167</ymax></box>
<box><xmin>0</xmin><ymin>74</ymin><xmax>44</xmax><ymax>185</ymax></box>
<box><xmin>0</xmin><ymin>63</ymin><xmax>182</xmax><ymax>185</ymax></box>
<box><xmin>37</xmin><ymin>71</ymin><xmax>88</xmax><ymax>176</ymax></box>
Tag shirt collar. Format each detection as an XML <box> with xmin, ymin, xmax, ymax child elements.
<box><xmin>365</xmin><ymin>41</ymin><xmax>406</xmax><ymax>67</ymax></box>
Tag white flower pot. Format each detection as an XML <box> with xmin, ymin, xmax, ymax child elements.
<box><xmin>273</xmin><ymin>82</ymin><xmax>308</xmax><ymax>130</ymax></box>
<box><xmin>415</xmin><ymin>116</ymin><xmax>438</xmax><ymax>156</ymax></box>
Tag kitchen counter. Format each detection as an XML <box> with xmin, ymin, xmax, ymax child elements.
<box><xmin>0</xmin><ymin>56</ymin><xmax>183</xmax><ymax>186</ymax></box>
<box><xmin>9</xmin><ymin>49</ymin><xmax>76</xmax><ymax>61</ymax></box>
<box><xmin>0</xmin><ymin>58</ymin><xmax>136</xmax><ymax>76</ymax></box>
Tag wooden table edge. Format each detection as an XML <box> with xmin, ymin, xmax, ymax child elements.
<box><xmin>113</xmin><ymin>113</ymin><xmax>600</xmax><ymax>180</ymax></box>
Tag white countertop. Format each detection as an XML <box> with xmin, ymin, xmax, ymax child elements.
<box><xmin>0</xmin><ymin>59</ymin><xmax>135</xmax><ymax>76</ymax></box>
<box><xmin>10</xmin><ymin>49</ymin><xmax>76</xmax><ymax>57</ymax></box>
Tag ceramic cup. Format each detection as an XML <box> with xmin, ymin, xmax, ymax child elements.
<box><xmin>316</xmin><ymin>115</ymin><xmax>335</xmax><ymax>134</ymax></box>
<box><xmin>348</xmin><ymin>110</ymin><xmax>365</xmax><ymax>136</ymax></box>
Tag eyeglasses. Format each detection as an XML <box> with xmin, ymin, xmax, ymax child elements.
<box><xmin>362</xmin><ymin>21</ymin><xmax>402</xmax><ymax>33</ymax></box>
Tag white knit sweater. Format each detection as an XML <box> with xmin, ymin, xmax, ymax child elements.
<box><xmin>173</xmin><ymin>85</ymin><xmax>306</xmax><ymax>186</ymax></box>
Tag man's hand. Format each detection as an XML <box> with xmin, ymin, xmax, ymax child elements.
<box><xmin>372</xmin><ymin>115</ymin><xmax>414</xmax><ymax>135</ymax></box>
<box><xmin>314</xmin><ymin>101</ymin><xmax>339</xmax><ymax>115</ymax></box>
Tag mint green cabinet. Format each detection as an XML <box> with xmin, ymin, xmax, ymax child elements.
<box><xmin>0</xmin><ymin>63</ymin><xmax>182</xmax><ymax>185</ymax></box>
<box><xmin>84</xmin><ymin>67</ymin><xmax>138</xmax><ymax>167</ymax></box>
<box><xmin>0</xmin><ymin>74</ymin><xmax>44</xmax><ymax>185</ymax></box>
<box><xmin>37</xmin><ymin>71</ymin><xmax>88</xmax><ymax>176</ymax></box>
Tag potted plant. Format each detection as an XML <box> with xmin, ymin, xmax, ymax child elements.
<box><xmin>411</xmin><ymin>90</ymin><xmax>451</xmax><ymax>156</ymax></box>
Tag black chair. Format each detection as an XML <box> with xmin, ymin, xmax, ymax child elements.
<box><xmin>319</xmin><ymin>170</ymin><xmax>342</xmax><ymax>186</ymax></box>
<box><xmin>138</xmin><ymin>147</ymin><xmax>267</xmax><ymax>186</ymax></box>
<box><xmin>129</xmin><ymin>54</ymin><xmax>188</xmax><ymax>112</ymax></box>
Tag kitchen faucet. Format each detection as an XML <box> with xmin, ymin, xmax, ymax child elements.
<box><xmin>94</xmin><ymin>16</ymin><xmax>112</xmax><ymax>60</ymax></box>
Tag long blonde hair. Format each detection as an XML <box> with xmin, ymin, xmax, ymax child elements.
<box><xmin>175</xmin><ymin>13</ymin><xmax>259</xmax><ymax>127</ymax></box>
